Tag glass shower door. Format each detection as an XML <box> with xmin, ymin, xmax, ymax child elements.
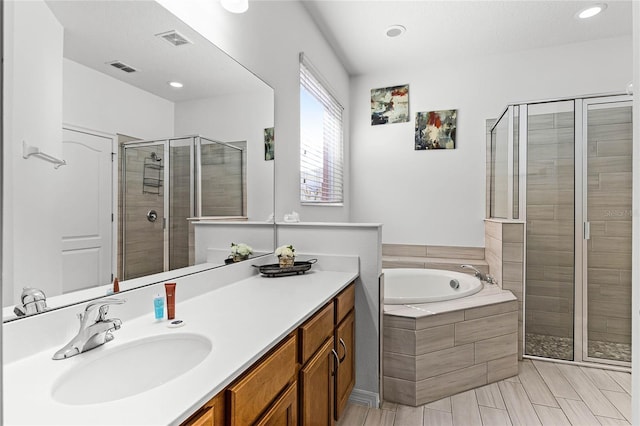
<box><xmin>524</xmin><ymin>100</ymin><xmax>576</xmax><ymax>361</ymax></box>
<box><xmin>168</xmin><ymin>138</ymin><xmax>194</xmax><ymax>270</ymax></box>
<box><xmin>584</xmin><ymin>99</ymin><xmax>633</xmax><ymax>364</ymax></box>
<box><xmin>122</xmin><ymin>142</ymin><xmax>167</xmax><ymax>280</ymax></box>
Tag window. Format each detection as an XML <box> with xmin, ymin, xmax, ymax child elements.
<box><xmin>299</xmin><ymin>53</ymin><xmax>344</xmax><ymax>204</ymax></box>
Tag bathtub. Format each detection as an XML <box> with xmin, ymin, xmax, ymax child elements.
<box><xmin>383</xmin><ymin>268</ymin><xmax>482</xmax><ymax>304</ymax></box>
<box><xmin>382</xmin><ymin>269</ymin><xmax>518</xmax><ymax>406</ymax></box>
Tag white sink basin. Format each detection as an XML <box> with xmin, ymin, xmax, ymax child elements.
<box><xmin>52</xmin><ymin>333</ymin><xmax>212</xmax><ymax>405</ymax></box>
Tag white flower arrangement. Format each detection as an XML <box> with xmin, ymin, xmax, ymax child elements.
<box><xmin>275</xmin><ymin>244</ymin><xmax>295</xmax><ymax>258</ymax></box>
<box><xmin>231</xmin><ymin>242</ymin><xmax>253</xmax><ymax>257</ymax></box>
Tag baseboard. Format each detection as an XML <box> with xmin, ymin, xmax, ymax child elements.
<box><xmin>348</xmin><ymin>388</ymin><xmax>380</xmax><ymax>408</ymax></box>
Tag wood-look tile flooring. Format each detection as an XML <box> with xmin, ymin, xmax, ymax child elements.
<box><xmin>338</xmin><ymin>360</ymin><xmax>632</xmax><ymax>426</ymax></box>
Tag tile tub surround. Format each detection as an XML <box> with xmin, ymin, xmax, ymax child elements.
<box><xmin>484</xmin><ymin>219</ymin><xmax>525</xmax><ymax>359</ymax></box>
<box><xmin>382</xmin><ymin>244</ymin><xmax>488</xmax><ymax>274</ymax></box>
<box><xmin>383</xmin><ymin>286</ymin><xmax>518</xmax><ymax>406</ymax></box>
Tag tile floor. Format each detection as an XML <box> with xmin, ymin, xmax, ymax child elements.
<box><xmin>338</xmin><ymin>359</ymin><xmax>632</xmax><ymax>426</ymax></box>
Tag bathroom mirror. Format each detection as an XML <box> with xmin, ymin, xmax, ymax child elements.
<box><xmin>2</xmin><ymin>0</ymin><xmax>275</xmax><ymax>318</ymax></box>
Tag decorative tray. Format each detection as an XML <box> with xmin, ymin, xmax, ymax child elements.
<box><xmin>254</xmin><ymin>259</ymin><xmax>317</xmax><ymax>277</ymax></box>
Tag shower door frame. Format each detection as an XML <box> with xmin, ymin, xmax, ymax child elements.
<box><xmin>121</xmin><ymin>137</ymin><xmax>196</xmax><ymax>276</ymax></box>
<box><xmin>497</xmin><ymin>93</ymin><xmax>632</xmax><ymax>369</ymax></box>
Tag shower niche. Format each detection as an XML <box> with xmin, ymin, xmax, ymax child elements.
<box><xmin>121</xmin><ymin>136</ymin><xmax>245</xmax><ymax>280</ymax></box>
<box><xmin>488</xmin><ymin>94</ymin><xmax>633</xmax><ymax>368</ymax></box>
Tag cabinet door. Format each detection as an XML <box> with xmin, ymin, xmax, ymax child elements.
<box><xmin>335</xmin><ymin>310</ymin><xmax>355</xmax><ymax>420</ymax></box>
<box><xmin>183</xmin><ymin>407</ymin><xmax>214</xmax><ymax>426</ymax></box>
<box><xmin>255</xmin><ymin>382</ymin><xmax>297</xmax><ymax>426</ymax></box>
<box><xmin>181</xmin><ymin>391</ymin><xmax>224</xmax><ymax>426</ymax></box>
<box><xmin>300</xmin><ymin>337</ymin><xmax>336</xmax><ymax>426</ymax></box>
<box><xmin>227</xmin><ymin>335</ymin><xmax>297</xmax><ymax>426</ymax></box>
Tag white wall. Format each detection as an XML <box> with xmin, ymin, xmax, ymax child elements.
<box><xmin>277</xmin><ymin>223</ymin><xmax>382</xmax><ymax>401</ymax></box>
<box><xmin>175</xmin><ymin>90</ymin><xmax>274</xmax><ymax>221</ymax></box>
<box><xmin>63</xmin><ymin>59</ymin><xmax>174</xmax><ymax>140</ymax></box>
<box><xmin>3</xmin><ymin>0</ymin><xmax>64</xmax><ymax>305</ymax></box>
<box><xmin>350</xmin><ymin>37</ymin><xmax>633</xmax><ymax>247</ymax></box>
<box><xmin>156</xmin><ymin>0</ymin><xmax>351</xmax><ymax>224</ymax></box>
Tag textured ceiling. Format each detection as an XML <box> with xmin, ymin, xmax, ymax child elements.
<box><xmin>302</xmin><ymin>0</ymin><xmax>634</xmax><ymax>76</ymax></box>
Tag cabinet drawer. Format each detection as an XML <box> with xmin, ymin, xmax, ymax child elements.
<box><xmin>335</xmin><ymin>283</ymin><xmax>355</xmax><ymax>325</ymax></box>
<box><xmin>227</xmin><ymin>334</ymin><xmax>297</xmax><ymax>426</ymax></box>
<box><xmin>299</xmin><ymin>302</ymin><xmax>334</xmax><ymax>365</ymax></box>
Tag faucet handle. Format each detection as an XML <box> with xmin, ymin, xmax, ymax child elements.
<box><xmin>84</xmin><ymin>297</ymin><xmax>126</xmax><ymax>321</ymax></box>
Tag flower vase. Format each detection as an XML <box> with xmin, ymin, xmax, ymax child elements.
<box><xmin>279</xmin><ymin>256</ymin><xmax>294</xmax><ymax>268</ymax></box>
<box><xmin>233</xmin><ymin>254</ymin><xmax>249</xmax><ymax>263</ymax></box>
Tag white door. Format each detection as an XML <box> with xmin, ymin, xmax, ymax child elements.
<box><xmin>60</xmin><ymin>128</ymin><xmax>114</xmax><ymax>293</ymax></box>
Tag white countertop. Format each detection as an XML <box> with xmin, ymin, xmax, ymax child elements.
<box><xmin>4</xmin><ymin>268</ymin><xmax>357</xmax><ymax>425</ymax></box>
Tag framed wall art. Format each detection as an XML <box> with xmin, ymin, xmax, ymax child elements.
<box><xmin>415</xmin><ymin>109</ymin><xmax>457</xmax><ymax>150</ymax></box>
<box><xmin>371</xmin><ymin>84</ymin><xmax>409</xmax><ymax>125</ymax></box>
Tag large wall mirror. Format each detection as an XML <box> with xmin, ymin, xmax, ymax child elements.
<box><xmin>2</xmin><ymin>0</ymin><xmax>275</xmax><ymax>319</ymax></box>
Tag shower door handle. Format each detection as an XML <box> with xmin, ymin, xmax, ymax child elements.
<box><xmin>584</xmin><ymin>222</ymin><xmax>590</xmax><ymax>240</ymax></box>
<box><xmin>147</xmin><ymin>210</ymin><xmax>158</xmax><ymax>222</ymax></box>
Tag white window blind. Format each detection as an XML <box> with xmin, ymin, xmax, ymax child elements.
<box><xmin>299</xmin><ymin>53</ymin><xmax>344</xmax><ymax>204</ymax></box>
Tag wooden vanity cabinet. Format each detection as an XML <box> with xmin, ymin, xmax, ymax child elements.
<box><xmin>182</xmin><ymin>392</ymin><xmax>225</xmax><ymax>426</ymax></box>
<box><xmin>333</xmin><ymin>285</ymin><xmax>355</xmax><ymax>421</ymax></box>
<box><xmin>255</xmin><ymin>382</ymin><xmax>298</xmax><ymax>426</ymax></box>
<box><xmin>181</xmin><ymin>283</ymin><xmax>355</xmax><ymax>426</ymax></box>
<box><xmin>299</xmin><ymin>337</ymin><xmax>336</xmax><ymax>425</ymax></box>
<box><xmin>227</xmin><ymin>334</ymin><xmax>298</xmax><ymax>426</ymax></box>
<box><xmin>298</xmin><ymin>282</ymin><xmax>356</xmax><ymax>425</ymax></box>
<box><xmin>334</xmin><ymin>310</ymin><xmax>355</xmax><ymax>420</ymax></box>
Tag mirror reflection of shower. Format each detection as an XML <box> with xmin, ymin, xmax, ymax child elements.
<box><xmin>121</xmin><ymin>136</ymin><xmax>246</xmax><ymax>280</ymax></box>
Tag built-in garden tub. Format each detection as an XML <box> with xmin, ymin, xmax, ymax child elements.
<box><xmin>382</xmin><ymin>268</ymin><xmax>518</xmax><ymax>406</ymax></box>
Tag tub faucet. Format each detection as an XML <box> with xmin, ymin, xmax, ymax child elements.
<box><xmin>52</xmin><ymin>297</ymin><xmax>126</xmax><ymax>360</ymax></box>
<box><xmin>461</xmin><ymin>265</ymin><xmax>497</xmax><ymax>285</ymax></box>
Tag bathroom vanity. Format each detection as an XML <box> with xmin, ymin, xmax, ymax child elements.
<box><xmin>184</xmin><ymin>283</ymin><xmax>355</xmax><ymax>425</ymax></box>
<box><xmin>3</xmin><ymin>256</ymin><xmax>358</xmax><ymax>425</ymax></box>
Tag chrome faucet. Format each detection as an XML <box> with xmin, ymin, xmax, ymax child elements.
<box><xmin>461</xmin><ymin>264</ymin><xmax>497</xmax><ymax>285</ymax></box>
<box><xmin>14</xmin><ymin>287</ymin><xmax>48</xmax><ymax>317</ymax></box>
<box><xmin>52</xmin><ymin>297</ymin><xmax>126</xmax><ymax>360</ymax></box>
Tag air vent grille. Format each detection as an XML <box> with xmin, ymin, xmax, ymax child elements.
<box><xmin>155</xmin><ymin>30</ymin><xmax>192</xmax><ymax>47</ymax></box>
<box><xmin>108</xmin><ymin>60</ymin><xmax>137</xmax><ymax>73</ymax></box>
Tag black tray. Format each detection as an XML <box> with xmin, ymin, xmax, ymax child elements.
<box><xmin>254</xmin><ymin>259</ymin><xmax>317</xmax><ymax>277</ymax></box>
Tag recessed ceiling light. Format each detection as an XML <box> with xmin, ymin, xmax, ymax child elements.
<box><xmin>576</xmin><ymin>3</ymin><xmax>607</xmax><ymax>19</ymax></box>
<box><xmin>220</xmin><ymin>0</ymin><xmax>248</xmax><ymax>14</ymax></box>
<box><xmin>168</xmin><ymin>81</ymin><xmax>183</xmax><ymax>88</ymax></box>
<box><xmin>386</xmin><ymin>25</ymin><xmax>406</xmax><ymax>38</ymax></box>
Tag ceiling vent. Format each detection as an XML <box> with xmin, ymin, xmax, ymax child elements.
<box><xmin>107</xmin><ymin>60</ymin><xmax>138</xmax><ymax>73</ymax></box>
<box><xmin>155</xmin><ymin>30</ymin><xmax>192</xmax><ymax>47</ymax></box>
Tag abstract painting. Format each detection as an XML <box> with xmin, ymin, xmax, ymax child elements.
<box><xmin>415</xmin><ymin>109</ymin><xmax>457</xmax><ymax>150</ymax></box>
<box><xmin>264</xmin><ymin>127</ymin><xmax>274</xmax><ymax>160</ymax></box>
<box><xmin>371</xmin><ymin>84</ymin><xmax>409</xmax><ymax>125</ymax></box>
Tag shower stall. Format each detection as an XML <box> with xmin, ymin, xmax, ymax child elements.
<box><xmin>120</xmin><ymin>135</ymin><xmax>245</xmax><ymax>280</ymax></box>
<box><xmin>489</xmin><ymin>94</ymin><xmax>633</xmax><ymax>367</ymax></box>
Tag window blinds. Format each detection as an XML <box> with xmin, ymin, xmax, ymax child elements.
<box><xmin>299</xmin><ymin>53</ymin><xmax>344</xmax><ymax>204</ymax></box>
